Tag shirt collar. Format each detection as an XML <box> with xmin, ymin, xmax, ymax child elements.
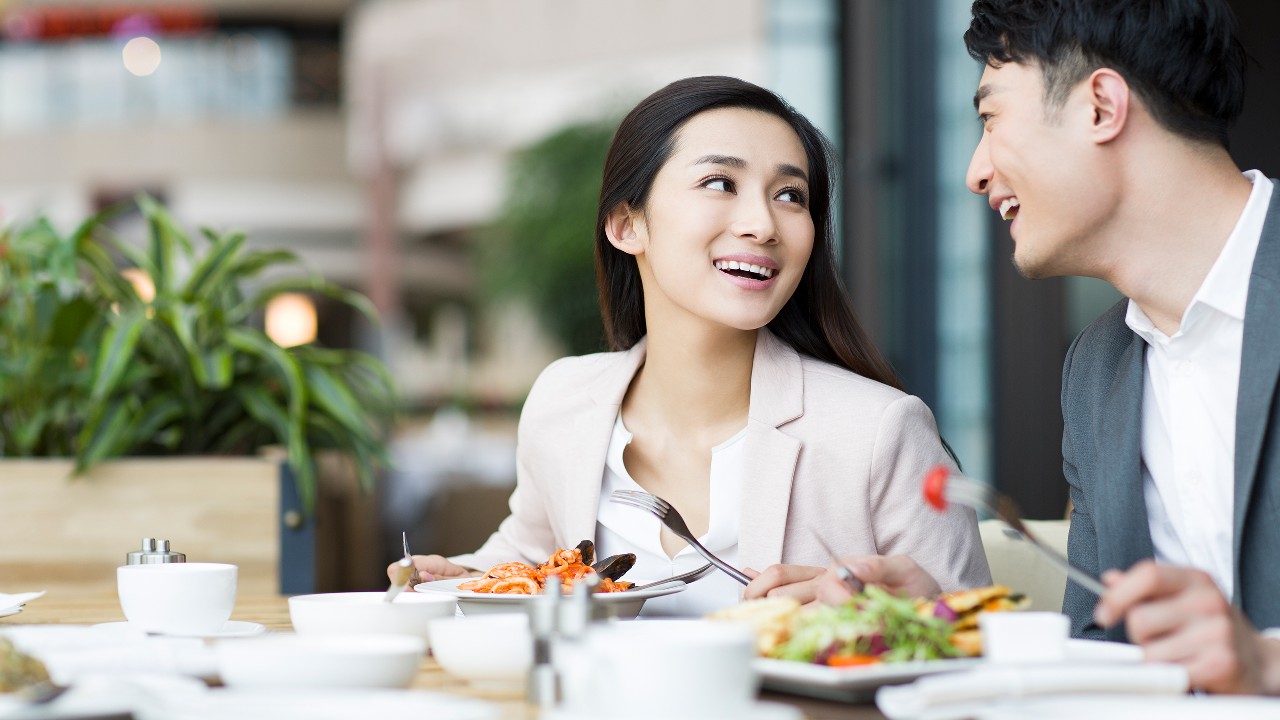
<box><xmin>1126</xmin><ymin>170</ymin><xmax>1273</xmax><ymax>342</ymax></box>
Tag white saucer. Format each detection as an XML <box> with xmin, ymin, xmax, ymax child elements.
<box><xmin>548</xmin><ymin>701</ymin><xmax>801</xmax><ymax>720</ymax></box>
<box><xmin>93</xmin><ymin>620</ymin><xmax>267</xmax><ymax>638</ymax></box>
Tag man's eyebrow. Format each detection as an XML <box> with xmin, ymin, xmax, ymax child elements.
<box><xmin>694</xmin><ymin>154</ymin><xmax>809</xmax><ymax>183</ymax></box>
<box><xmin>973</xmin><ymin>84</ymin><xmax>996</xmax><ymax>111</ymax></box>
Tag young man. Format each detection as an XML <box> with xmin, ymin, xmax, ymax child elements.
<box><xmin>963</xmin><ymin>0</ymin><xmax>1280</xmax><ymax>695</ymax></box>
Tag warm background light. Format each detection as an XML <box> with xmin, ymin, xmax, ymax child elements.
<box><xmin>122</xmin><ymin>36</ymin><xmax>162</xmax><ymax>76</ymax></box>
<box><xmin>265</xmin><ymin>293</ymin><xmax>318</xmax><ymax>348</ymax></box>
<box><xmin>120</xmin><ymin>267</ymin><xmax>155</xmax><ymax>303</ymax></box>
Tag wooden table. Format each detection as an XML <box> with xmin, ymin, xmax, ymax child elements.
<box><xmin>5</xmin><ymin>591</ymin><xmax>885</xmax><ymax>720</ymax></box>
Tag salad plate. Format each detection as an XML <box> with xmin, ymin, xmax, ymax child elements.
<box><xmin>756</xmin><ymin>639</ymin><xmax>1142</xmax><ymax>702</ymax></box>
<box><xmin>755</xmin><ymin>656</ymin><xmax>980</xmax><ymax>702</ymax></box>
<box><xmin>414</xmin><ymin>577</ymin><xmax>684</xmax><ymax>618</ymax></box>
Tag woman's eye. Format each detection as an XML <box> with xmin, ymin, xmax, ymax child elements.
<box><xmin>777</xmin><ymin>188</ymin><xmax>808</xmax><ymax>206</ymax></box>
<box><xmin>703</xmin><ymin>177</ymin><xmax>733</xmax><ymax>192</ymax></box>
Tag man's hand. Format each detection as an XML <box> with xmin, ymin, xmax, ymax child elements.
<box><xmin>743</xmin><ymin>564</ymin><xmax>826</xmax><ymax>605</ymax></box>
<box><xmin>387</xmin><ymin>554</ymin><xmax>476</xmax><ymax>584</ymax></box>
<box><xmin>1094</xmin><ymin>560</ymin><xmax>1280</xmax><ymax>695</ymax></box>
<box><xmin>813</xmin><ymin>555</ymin><xmax>943</xmax><ymax>606</ymax></box>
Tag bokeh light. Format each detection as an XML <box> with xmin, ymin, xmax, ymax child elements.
<box><xmin>265</xmin><ymin>293</ymin><xmax>318</xmax><ymax>348</ymax></box>
<box><xmin>122</xmin><ymin>36</ymin><xmax>162</xmax><ymax>77</ymax></box>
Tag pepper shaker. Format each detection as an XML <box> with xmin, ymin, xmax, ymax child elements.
<box><xmin>126</xmin><ymin>538</ymin><xmax>186</xmax><ymax>565</ymax></box>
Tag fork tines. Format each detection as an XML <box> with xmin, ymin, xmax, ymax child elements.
<box><xmin>610</xmin><ymin>489</ymin><xmax>669</xmax><ymax>514</ymax></box>
<box><xmin>942</xmin><ymin>474</ymin><xmax>997</xmax><ymax>513</ymax></box>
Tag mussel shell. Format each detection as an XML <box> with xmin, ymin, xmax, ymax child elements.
<box><xmin>574</xmin><ymin>539</ymin><xmax>595</xmax><ymax>566</ymax></box>
<box><xmin>591</xmin><ymin>553</ymin><xmax>637</xmax><ymax>581</ymax></box>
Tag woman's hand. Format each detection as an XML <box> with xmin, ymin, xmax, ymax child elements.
<box><xmin>814</xmin><ymin>555</ymin><xmax>942</xmax><ymax>605</ymax></box>
<box><xmin>387</xmin><ymin>554</ymin><xmax>475</xmax><ymax>584</ymax></box>
<box><xmin>742</xmin><ymin>564</ymin><xmax>827</xmax><ymax>605</ymax></box>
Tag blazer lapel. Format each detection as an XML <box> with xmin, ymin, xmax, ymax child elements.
<box><xmin>1233</xmin><ymin>183</ymin><xmax>1280</xmax><ymax>572</ymax></box>
<box><xmin>1092</xmin><ymin>333</ymin><xmax>1155</xmax><ymax>571</ymax></box>
<box><xmin>737</xmin><ymin>330</ymin><xmax>804</xmax><ymax>571</ymax></box>
<box><xmin>558</xmin><ymin>341</ymin><xmax>647</xmax><ymax>549</ymax></box>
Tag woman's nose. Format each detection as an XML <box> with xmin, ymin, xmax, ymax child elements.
<box><xmin>731</xmin><ymin>196</ymin><xmax>778</xmax><ymax>243</ymax></box>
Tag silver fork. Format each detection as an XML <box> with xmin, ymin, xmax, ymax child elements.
<box><xmin>626</xmin><ymin>562</ymin><xmax>715</xmax><ymax>592</ymax></box>
<box><xmin>923</xmin><ymin>465</ymin><xmax>1106</xmax><ymax>596</ymax></box>
<box><xmin>610</xmin><ymin>490</ymin><xmax>751</xmax><ymax>585</ymax></box>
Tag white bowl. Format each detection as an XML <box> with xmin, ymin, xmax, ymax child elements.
<box><xmin>217</xmin><ymin>634</ymin><xmax>425</xmax><ymax>689</ymax></box>
<box><xmin>288</xmin><ymin>591</ymin><xmax>457</xmax><ymax>644</ymax></box>
<box><xmin>427</xmin><ymin>614</ymin><xmax>532</xmax><ymax>690</ymax></box>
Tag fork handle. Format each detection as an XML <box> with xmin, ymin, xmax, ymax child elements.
<box><xmin>687</xmin><ymin>537</ymin><xmax>750</xmax><ymax>585</ymax></box>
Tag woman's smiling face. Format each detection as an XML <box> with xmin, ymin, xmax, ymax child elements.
<box><xmin>621</xmin><ymin>106</ymin><xmax>815</xmax><ymax>333</ymax></box>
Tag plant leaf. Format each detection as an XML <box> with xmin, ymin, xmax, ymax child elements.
<box><xmin>90</xmin><ymin>309</ymin><xmax>148</xmax><ymax>402</ymax></box>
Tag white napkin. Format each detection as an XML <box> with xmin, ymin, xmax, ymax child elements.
<box><xmin>0</xmin><ymin>591</ymin><xmax>45</xmax><ymax>613</ymax></box>
<box><xmin>876</xmin><ymin>664</ymin><xmax>1190</xmax><ymax>720</ymax></box>
<box><xmin>0</xmin><ymin>625</ymin><xmax>218</xmax><ymax>683</ymax></box>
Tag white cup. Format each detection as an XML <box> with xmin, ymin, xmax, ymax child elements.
<box><xmin>571</xmin><ymin>620</ymin><xmax>757</xmax><ymax>717</ymax></box>
<box><xmin>979</xmin><ymin>611</ymin><xmax>1069</xmax><ymax>664</ymax></box>
<box><xmin>117</xmin><ymin>562</ymin><xmax>237</xmax><ymax>636</ymax></box>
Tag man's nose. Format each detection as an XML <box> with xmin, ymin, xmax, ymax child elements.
<box><xmin>966</xmin><ymin>133</ymin><xmax>992</xmax><ymax>195</ymax></box>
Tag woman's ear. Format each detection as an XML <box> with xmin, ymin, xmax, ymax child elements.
<box><xmin>1087</xmin><ymin>68</ymin><xmax>1129</xmax><ymax>144</ymax></box>
<box><xmin>604</xmin><ymin>203</ymin><xmax>645</xmax><ymax>256</ymax></box>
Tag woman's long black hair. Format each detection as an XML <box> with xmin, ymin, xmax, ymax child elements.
<box><xmin>594</xmin><ymin>75</ymin><xmax>903</xmax><ymax>390</ymax></box>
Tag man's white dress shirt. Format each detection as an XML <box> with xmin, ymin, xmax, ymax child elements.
<box><xmin>1125</xmin><ymin>170</ymin><xmax>1273</xmax><ymax>600</ymax></box>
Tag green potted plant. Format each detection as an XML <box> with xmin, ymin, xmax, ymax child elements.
<box><xmin>0</xmin><ymin>195</ymin><xmax>396</xmax><ymax>593</ymax></box>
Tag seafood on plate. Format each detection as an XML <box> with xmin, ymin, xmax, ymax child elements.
<box><xmin>708</xmin><ymin>584</ymin><xmax>1029</xmax><ymax>666</ymax></box>
<box><xmin>458</xmin><ymin>540</ymin><xmax>636</xmax><ymax>595</ymax></box>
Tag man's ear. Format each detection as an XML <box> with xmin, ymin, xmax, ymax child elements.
<box><xmin>603</xmin><ymin>203</ymin><xmax>645</xmax><ymax>256</ymax></box>
<box><xmin>1087</xmin><ymin>68</ymin><xmax>1129</xmax><ymax>144</ymax></box>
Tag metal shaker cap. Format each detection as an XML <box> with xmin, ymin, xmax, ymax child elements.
<box><xmin>125</xmin><ymin>537</ymin><xmax>187</xmax><ymax>565</ymax></box>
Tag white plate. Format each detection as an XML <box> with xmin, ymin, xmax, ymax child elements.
<box><xmin>414</xmin><ymin>577</ymin><xmax>685</xmax><ymax>618</ymax></box>
<box><xmin>976</xmin><ymin>694</ymin><xmax>1280</xmax><ymax>720</ymax></box>
<box><xmin>756</xmin><ymin>639</ymin><xmax>1141</xmax><ymax>702</ymax></box>
<box><xmin>0</xmin><ymin>605</ymin><xmax>23</xmax><ymax>619</ymax></box>
<box><xmin>92</xmin><ymin>620</ymin><xmax>268</xmax><ymax>638</ymax></box>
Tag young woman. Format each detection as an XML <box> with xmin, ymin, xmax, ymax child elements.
<box><xmin>400</xmin><ymin>76</ymin><xmax>989</xmax><ymax>615</ymax></box>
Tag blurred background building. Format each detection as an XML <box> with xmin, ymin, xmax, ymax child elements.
<box><xmin>1</xmin><ymin>0</ymin><xmax>1276</xmax><ymax>553</ymax></box>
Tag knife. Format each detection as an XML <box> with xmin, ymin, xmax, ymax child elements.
<box><xmin>810</xmin><ymin>531</ymin><xmax>865</xmax><ymax>594</ymax></box>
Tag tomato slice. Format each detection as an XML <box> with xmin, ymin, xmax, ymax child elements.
<box><xmin>923</xmin><ymin>465</ymin><xmax>951</xmax><ymax>511</ymax></box>
<box><xmin>826</xmin><ymin>654</ymin><xmax>882</xmax><ymax>667</ymax></box>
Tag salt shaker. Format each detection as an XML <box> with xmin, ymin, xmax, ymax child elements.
<box><xmin>125</xmin><ymin>538</ymin><xmax>186</xmax><ymax>565</ymax></box>
<box><xmin>555</xmin><ymin>573</ymin><xmax>599</xmax><ymax>710</ymax></box>
<box><xmin>528</xmin><ymin>573</ymin><xmax>562</xmax><ymax>708</ymax></box>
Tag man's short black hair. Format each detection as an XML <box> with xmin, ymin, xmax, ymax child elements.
<box><xmin>965</xmin><ymin>0</ymin><xmax>1246</xmax><ymax>147</ymax></box>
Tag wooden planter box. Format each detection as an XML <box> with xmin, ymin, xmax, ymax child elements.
<box><xmin>0</xmin><ymin>456</ymin><xmax>383</xmax><ymax>596</ymax></box>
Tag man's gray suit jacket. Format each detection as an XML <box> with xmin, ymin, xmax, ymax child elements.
<box><xmin>1060</xmin><ymin>182</ymin><xmax>1280</xmax><ymax>641</ymax></box>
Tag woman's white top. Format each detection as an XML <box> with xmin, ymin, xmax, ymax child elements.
<box><xmin>595</xmin><ymin>412</ymin><xmax>747</xmax><ymax>617</ymax></box>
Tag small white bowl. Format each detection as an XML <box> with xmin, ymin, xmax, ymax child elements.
<box><xmin>288</xmin><ymin>591</ymin><xmax>457</xmax><ymax>645</ymax></box>
<box><xmin>217</xmin><ymin>634</ymin><xmax>425</xmax><ymax>689</ymax></box>
<box><xmin>427</xmin><ymin>614</ymin><xmax>532</xmax><ymax>690</ymax></box>
<box><xmin>979</xmin><ymin>611</ymin><xmax>1069</xmax><ymax>663</ymax></box>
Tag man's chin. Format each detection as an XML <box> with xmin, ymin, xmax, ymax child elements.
<box><xmin>1011</xmin><ymin>251</ymin><xmax>1054</xmax><ymax>280</ymax></box>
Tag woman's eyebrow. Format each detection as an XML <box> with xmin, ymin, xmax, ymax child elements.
<box><xmin>693</xmin><ymin>154</ymin><xmax>809</xmax><ymax>183</ymax></box>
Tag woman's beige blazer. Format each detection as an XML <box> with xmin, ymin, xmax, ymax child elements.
<box><xmin>452</xmin><ymin>330</ymin><xmax>991</xmax><ymax>592</ymax></box>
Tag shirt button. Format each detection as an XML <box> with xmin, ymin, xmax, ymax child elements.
<box><xmin>1178</xmin><ymin>362</ymin><xmax>1195</xmax><ymax>377</ymax></box>
<box><xmin>1186</xmin><ymin>474</ymin><xmax>1201</xmax><ymax>486</ymax></box>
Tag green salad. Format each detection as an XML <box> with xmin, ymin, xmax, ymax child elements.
<box><xmin>771</xmin><ymin>585</ymin><xmax>961</xmax><ymax>665</ymax></box>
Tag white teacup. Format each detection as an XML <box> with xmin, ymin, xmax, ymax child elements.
<box><xmin>979</xmin><ymin>611</ymin><xmax>1069</xmax><ymax>664</ymax></box>
<box><xmin>570</xmin><ymin>620</ymin><xmax>757</xmax><ymax>717</ymax></box>
<box><xmin>117</xmin><ymin>562</ymin><xmax>237</xmax><ymax>636</ymax></box>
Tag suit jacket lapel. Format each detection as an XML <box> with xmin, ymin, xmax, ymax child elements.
<box><xmin>559</xmin><ymin>341</ymin><xmax>647</xmax><ymax>549</ymax></box>
<box><xmin>737</xmin><ymin>330</ymin><xmax>804</xmax><ymax>571</ymax></box>
<box><xmin>1093</xmin><ymin>333</ymin><xmax>1155</xmax><ymax>571</ymax></box>
<box><xmin>1233</xmin><ymin>183</ymin><xmax>1280</xmax><ymax>572</ymax></box>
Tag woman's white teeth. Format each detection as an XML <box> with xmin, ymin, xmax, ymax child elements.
<box><xmin>714</xmin><ymin>260</ymin><xmax>775</xmax><ymax>279</ymax></box>
<box><xmin>1000</xmin><ymin>198</ymin><xmax>1020</xmax><ymax>221</ymax></box>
